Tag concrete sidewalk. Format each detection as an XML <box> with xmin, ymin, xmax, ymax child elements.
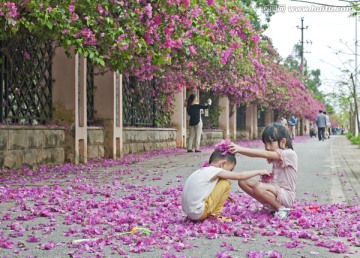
<box><xmin>330</xmin><ymin>135</ymin><xmax>360</xmax><ymax>205</ymax></box>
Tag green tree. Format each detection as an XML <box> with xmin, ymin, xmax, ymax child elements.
<box><xmin>284</xmin><ymin>43</ymin><xmax>332</xmax><ymax>113</ymax></box>
<box><xmin>240</xmin><ymin>0</ymin><xmax>279</xmax><ymax>26</ymax></box>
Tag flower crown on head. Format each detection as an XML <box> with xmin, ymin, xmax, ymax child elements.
<box><xmin>214</xmin><ymin>139</ymin><xmax>232</xmax><ymax>156</ymax></box>
<box><xmin>201</xmin><ymin>139</ymin><xmax>233</xmax><ymax>168</ymax></box>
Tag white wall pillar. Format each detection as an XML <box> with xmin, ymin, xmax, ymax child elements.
<box><xmin>52</xmin><ymin>48</ymin><xmax>87</xmax><ymax>164</ymax></box>
<box><xmin>74</xmin><ymin>55</ymin><xmax>88</xmax><ymax>164</ymax></box>
<box><xmin>219</xmin><ymin>97</ymin><xmax>230</xmax><ymax>139</ymax></box>
<box><xmin>265</xmin><ymin>110</ymin><xmax>273</xmax><ymax>125</ymax></box>
<box><xmin>246</xmin><ymin>103</ymin><xmax>258</xmax><ymax>139</ymax></box>
<box><xmin>229</xmin><ymin>103</ymin><xmax>237</xmax><ymax>140</ymax></box>
<box><xmin>171</xmin><ymin>88</ymin><xmax>187</xmax><ymax>148</ymax></box>
<box><xmin>93</xmin><ymin>71</ymin><xmax>123</xmax><ymax>159</ymax></box>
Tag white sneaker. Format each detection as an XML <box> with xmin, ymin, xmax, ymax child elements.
<box><xmin>274</xmin><ymin>208</ymin><xmax>290</xmax><ymax>219</ymax></box>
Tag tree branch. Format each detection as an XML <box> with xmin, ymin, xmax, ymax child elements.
<box><xmin>338</xmin><ymin>0</ymin><xmax>360</xmax><ymax>3</ymax></box>
<box><xmin>289</xmin><ymin>0</ymin><xmax>352</xmax><ymax>7</ymax></box>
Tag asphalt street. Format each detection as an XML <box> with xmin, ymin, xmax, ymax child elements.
<box><xmin>1</xmin><ymin>135</ymin><xmax>360</xmax><ymax>258</ymax></box>
<box><xmin>122</xmin><ymin>135</ymin><xmax>360</xmax><ymax>258</ymax></box>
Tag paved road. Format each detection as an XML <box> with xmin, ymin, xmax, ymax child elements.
<box><xmin>134</xmin><ymin>135</ymin><xmax>360</xmax><ymax>205</ymax></box>
<box><xmin>1</xmin><ymin>135</ymin><xmax>359</xmax><ymax>257</ymax></box>
<box><xmin>123</xmin><ymin>135</ymin><xmax>360</xmax><ymax>257</ymax></box>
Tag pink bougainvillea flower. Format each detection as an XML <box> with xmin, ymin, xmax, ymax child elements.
<box><xmin>201</xmin><ymin>161</ymin><xmax>210</xmax><ymax>168</ymax></box>
<box><xmin>41</xmin><ymin>241</ymin><xmax>56</xmax><ymax>250</ymax></box>
<box><xmin>0</xmin><ymin>238</ymin><xmax>14</xmax><ymax>249</ymax></box>
<box><xmin>207</xmin><ymin>0</ymin><xmax>215</xmax><ymax>5</ymax></box>
<box><xmin>26</xmin><ymin>234</ymin><xmax>40</xmax><ymax>243</ymax></box>
<box><xmin>0</xmin><ymin>138</ymin><xmax>358</xmax><ymax>256</ymax></box>
<box><xmin>214</xmin><ymin>139</ymin><xmax>232</xmax><ymax>155</ymax></box>
<box><xmin>217</xmin><ymin>250</ymin><xmax>232</xmax><ymax>258</ymax></box>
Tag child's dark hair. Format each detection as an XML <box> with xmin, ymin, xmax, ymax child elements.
<box><xmin>209</xmin><ymin>150</ymin><xmax>237</xmax><ymax>165</ymax></box>
<box><xmin>262</xmin><ymin>123</ymin><xmax>293</xmax><ymax>150</ymax></box>
<box><xmin>187</xmin><ymin>94</ymin><xmax>196</xmax><ymax>107</ymax></box>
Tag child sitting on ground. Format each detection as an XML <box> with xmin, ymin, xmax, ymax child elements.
<box><xmin>181</xmin><ymin>141</ymin><xmax>270</xmax><ymax>222</ymax></box>
<box><xmin>229</xmin><ymin>123</ymin><xmax>298</xmax><ymax>219</ymax></box>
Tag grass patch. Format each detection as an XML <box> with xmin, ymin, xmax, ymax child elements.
<box><xmin>347</xmin><ymin>133</ymin><xmax>360</xmax><ymax>145</ymax></box>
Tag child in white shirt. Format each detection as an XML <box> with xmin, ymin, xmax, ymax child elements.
<box><xmin>181</xmin><ymin>148</ymin><xmax>270</xmax><ymax>222</ymax></box>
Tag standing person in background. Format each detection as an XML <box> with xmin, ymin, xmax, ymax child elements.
<box><xmin>323</xmin><ymin>111</ymin><xmax>330</xmax><ymax>139</ymax></box>
<box><xmin>186</xmin><ymin>94</ymin><xmax>211</xmax><ymax>153</ymax></box>
<box><xmin>280</xmin><ymin>116</ymin><xmax>288</xmax><ymax>128</ymax></box>
<box><xmin>332</xmin><ymin>126</ymin><xmax>336</xmax><ymax>135</ymax></box>
<box><xmin>289</xmin><ymin>115</ymin><xmax>297</xmax><ymax>140</ymax></box>
<box><xmin>315</xmin><ymin>110</ymin><xmax>327</xmax><ymax>141</ymax></box>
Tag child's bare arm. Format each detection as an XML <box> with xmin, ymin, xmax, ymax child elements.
<box><xmin>215</xmin><ymin>169</ymin><xmax>270</xmax><ymax>181</ymax></box>
<box><xmin>229</xmin><ymin>143</ymin><xmax>280</xmax><ymax>160</ymax></box>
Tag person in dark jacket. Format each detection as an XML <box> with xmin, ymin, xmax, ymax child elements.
<box><xmin>186</xmin><ymin>94</ymin><xmax>211</xmax><ymax>152</ymax></box>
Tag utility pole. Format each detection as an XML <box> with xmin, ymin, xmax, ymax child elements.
<box><xmin>297</xmin><ymin>17</ymin><xmax>308</xmax><ymax>75</ymax></box>
<box><xmin>296</xmin><ymin>17</ymin><xmax>309</xmax><ymax>136</ymax></box>
<box><xmin>355</xmin><ymin>14</ymin><xmax>359</xmax><ymax>136</ymax></box>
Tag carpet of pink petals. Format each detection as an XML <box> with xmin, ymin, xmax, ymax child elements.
<box><xmin>0</xmin><ymin>136</ymin><xmax>359</xmax><ymax>257</ymax></box>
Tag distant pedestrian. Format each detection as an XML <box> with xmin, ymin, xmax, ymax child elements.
<box><xmin>332</xmin><ymin>127</ymin><xmax>336</xmax><ymax>135</ymax></box>
<box><xmin>186</xmin><ymin>94</ymin><xmax>211</xmax><ymax>153</ymax></box>
<box><xmin>304</xmin><ymin>125</ymin><xmax>307</xmax><ymax>135</ymax></box>
<box><xmin>309</xmin><ymin>126</ymin><xmax>316</xmax><ymax>137</ymax></box>
<box><xmin>230</xmin><ymin>123</ymin><xmax>298</xmax><ymax>219</ymax></box>
<box><xmin>323</xmin><ymin>111</ymin><xmax>330</xmax><ymax>139</ymax></box>
<box><xmin>289</xmin><ymin>115</ymin><xmax>297</xmax><ymax>140</ymax></box>
<box><xmin>280</xmin><ymin>116</ymin><xmax>288</xmax><ymax>128</ymax></box>
<box><xmin>315</xmin><ymin>110</ymin><xmax>327</xmax><ymax>141</ymax></box>
<box><xmin>181</xmin><ymin>143</ymin><xmax>270</xmax><ymax>222</ymax></box>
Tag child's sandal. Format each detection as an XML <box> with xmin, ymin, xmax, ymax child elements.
<box><xmin>216</xmin><ymin>216</ymin><xmax>232</xmax><ymax>222</ymax></box>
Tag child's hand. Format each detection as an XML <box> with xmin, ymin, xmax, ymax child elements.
<box><xmin>227</xmin><ymin>195</ymin><xmax>235</xmax><ymax>203</ymax></box>
<box><xmin>229</xmin><ymin>142</ymin><xmax>241</xmax><ymax>154</ymax></box>
<box><xmin>258</xmin><ymin>170</ymin><xmax>271</xmax><ymax>176</ymax></box>
<box><xmin>260</xmin><ymin>171</ymin><xmax>274</xmax><ymax>183</ymax></box>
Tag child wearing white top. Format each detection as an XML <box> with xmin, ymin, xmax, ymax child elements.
<box><xmin>181</xmin><ymin>144</ymin><xmax>270</xmax><ymax>222</ymax></box>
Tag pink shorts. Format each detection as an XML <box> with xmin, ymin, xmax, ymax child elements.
<box><xmin>275</xmin><ymin>186</ymin><xmax>294</xmax><ymax>208</ymax></box>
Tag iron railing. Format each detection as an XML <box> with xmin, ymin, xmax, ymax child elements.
<box><xmin>123</xmin><ymin>76</ymin><xmax>170</xmax><ymax>127</ymax></box>
<box><xmin>0</xmin><ymin>37</ymin><xmax>53</xmax><ymax>124</ymax></box>
<box><xmin>86</xmin><ymin>61</ymin><xmax>95</xmax><ymax>125</ymax></box>
<box><xmin>258</xmin><ymin>108</ymin><xmax>266</xmax><ymax>127</ymax></box>
<box><xmin>237</xmin><ymin>105</ymin><xmax>246</xmax><ymax>130</ymax></box>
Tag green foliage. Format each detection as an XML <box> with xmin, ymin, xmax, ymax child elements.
<box><xmin>154</xmin><ymin>96</ymin><xmax>172</xmax><ymax>128</ymax></box>
<box><xmin>285</xmin><ymin>43</ymin><xmax>334</xmax><ymax>114</ymax></box>
<box><xmin>203</xmin><ymin>104</ymin><xmax>221</xmax><ymax>129</ymax></box>
<box><xmin>0</xmin><ymin>0</ymin><xmax>324</xmax><ymax>124</ymax></box>
<box><xmin>239</xmin><ymin>0</ymin><xmax>279</xmax><ymax>26</ymax></box>
<box><xmin>347</xmin><ymin>132</ymin><xmax>360</xmax><ymax>145</ymax></box>
<box><xmin>199</xmin><ymin>90</ymin><xmax>220</xmax><ymax>129</ymax></box>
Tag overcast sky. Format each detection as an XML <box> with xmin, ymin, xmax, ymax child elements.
<box><xmin>262</xmin><ymin>0</ymin><xmax>357</xmax><ymax>94</ymax></box>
